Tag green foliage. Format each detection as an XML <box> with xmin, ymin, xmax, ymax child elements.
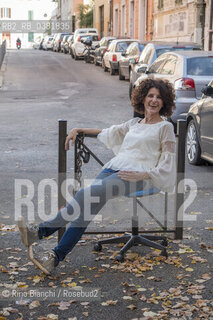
<box><xmin>78</xmin><ymin>4</ymin><xmax>93</xmax><ymax>28</ymax></box>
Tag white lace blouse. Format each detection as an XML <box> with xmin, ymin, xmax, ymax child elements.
<box><xmin>97</xmin><ymin>118</ymin><xmax>176</xmax><ymax>192</ymax></box>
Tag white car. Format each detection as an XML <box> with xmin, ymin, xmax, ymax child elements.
<box><xmin>102</xmin><ymin>39</ymin><xmax>140</xmax><ymax>75</ymax></box>
<box><xmin>32</xmin><ymin>37</ymin><xmax>42</xmax><ymax>49</ymax></box>
<box><xmin>73</xmin><ymin>28</ymin><xmax>99</xmax><ymax>43</ymax></box>
<box><xmin>71</xmin><ymin>33</ymin><xmax>100</xmax><ymax>60</ymax></box>
<box><xmin>42</xmin><ymin>36</ymin><xmax>54</xmax><ymax>50</ymax></box>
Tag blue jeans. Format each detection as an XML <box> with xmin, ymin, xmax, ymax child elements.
<box><xmin>38</xmin><ymin>169</ymin><xmax>144</xmax><ymax>262</ymax></box>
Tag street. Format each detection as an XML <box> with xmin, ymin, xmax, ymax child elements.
<box><xmin>0</xmin><ymin>49</ymin><xmax>213</xmax><ymax>320</ymax></box>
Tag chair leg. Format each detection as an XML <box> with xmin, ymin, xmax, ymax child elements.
<box><xmin>142</xmin><ymin>235</ymin><xmax>168</xmax><ymax>246</ymax></box>
<box><xmin>137</xmin><ymin>235</ymin><xmax>166</xmax><ymax>251</ymax></box>
<box><xmin>97</xmin><ymin>234</ymin><xmax>131</xmax><ymax>245</ymax></box>
<box><xmin>119</xmin><ymin>236</ymin><xmax>135</xmax><ymax>255</ymax></box>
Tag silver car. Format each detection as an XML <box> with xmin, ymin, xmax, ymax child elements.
<box><xmin>186</xmin><ymin>80</ymin><xmax>213</xmax><ymax>165</ymax></box>
<box><xmin>134</xmin><ymin>51</ymin><xmax>213</xmax><ymax>124</ymax></box>
<box><xmin>129</xmin><ymin>42</ymin><xmax>202</xmax><ymax>98</ymax></box>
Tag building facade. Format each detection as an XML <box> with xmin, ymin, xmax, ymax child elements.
<box><xmin>152</xmin><ymin>0</ymin><xmax>209</xmax><ymax>48</ymax></box>
<box><xmin>204</xmin><ymin>0</ymin><xmax>213</xmax><ymax>50</ymax></box>
<box><xmin>94</xmin><ymin>0</ymin><xmax>110</xmax><ymax>38</ymax></box>
<box><xmin>94</xmin><ymin>0</ymin><xmax>153</xmax><ymax>41</ymax></box>
<box><xmin>0</xmin><ymin>0</ymin><xmax>57</xmax><ymax>48</ymax></box>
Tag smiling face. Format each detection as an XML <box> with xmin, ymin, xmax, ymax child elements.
<box><xmin>143</xmin><ymin>87</ymin><xmax>163</xmax><ymax>117</ymax></box>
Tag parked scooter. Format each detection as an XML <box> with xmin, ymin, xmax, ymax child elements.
<box><xmin>81</xmin><ymin>38</ymin><xmax>97</xmax><ymax>64</ymax></box>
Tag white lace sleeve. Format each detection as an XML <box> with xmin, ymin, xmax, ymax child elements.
<box><xmin>148</xmin><ymin>123</ymin><xmax>176</xmax><ymax>192</ymax></box>
<box><xmin>97</xmin><ymin>118</ymin><xmax>138</xmax><ymax>155</ymax></box>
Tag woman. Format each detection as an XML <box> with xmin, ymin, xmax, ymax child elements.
<box><xmin>18</xmin><ymin>78</ymin><xmax>176</xmax><ymax>275</ymax></box>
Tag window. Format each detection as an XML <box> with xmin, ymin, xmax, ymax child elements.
<box><xmin>0</xmin><ymin>8</ymin><xmax>11</xmax><ymax>18</ymax></box>
<box><xmin>139</xmin><ymin>46</ymin><xmax>153</xmax><ymax>65</ymax></box>
<box><xmin>160</xmin><ymin>56</ymin><xmax>177</xmax><ymax>75</ymax></box>
<box><xmin>126</xmin><ymin>43</ymin><xmax>135</xmax><ymax>55</ymax></box>
<box><xmin>148</xmin><ymin>57</ymin><xmax>167</xmax><ymax>74</ymax></box>
<box><xmin>175</xmin><ymin>0</ymin><xmax>182</xmax><ymax>4</ymax></box>
<box><xmin>28</xmin><ymin>10</ymin><xmax>34</xmax><ymax>20</ymax></box>
<box><xmin>28</xmin><ymin>32</ymin><xmax>34</xmax><ymax>42</ymax></box>
<box><xmin>108</xmin><ymin>41</ymin><xmax>115</xmax><ymax>52</ymax></box>
<box><xmin>100</xmin><ymin>38</ymin><xmax>107</xmax><ymax>46</ymax></box>
<box><xmin>187</xmin><ymin>57</ymin><xmax>213</xmax><ymax>76</ymax></box>
<box><xmin>138</xmin><ymin>44</ymin><xmax>145</xmax><ymax>53</ymax></box>
<box><xmin>158</xmin><ymin>0</ymin><xmax>164</xmax><ymax>9</ymax></box>
<box><xmin>116</xmin><ymin>41</ymin><xmax>130</xmax><ymax>52</ymax></box>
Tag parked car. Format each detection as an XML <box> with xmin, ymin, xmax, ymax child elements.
<box><xmin>61</xmin><ymin>34</ymin><xmax>73</xmax><ymax>53</ymax></box>
<box><xmin>71</xmin><ymin>34</ymin><xmax>99</xmax><ymax>60</ymax></box>
<box><xmin>102</xmin><ymin>39</ymin><xmax>140</xmax><ymax>75</ymax></box>
<box><xmin>129</xmin><ymin>42</ymin><xmax>202</xmax><ymax>97</ymax></box>
<box><xmin>67</xmin><ymin>35</ymin><xmax>74</xmax><ymax>56</ymax></box>
<box><xmin>53</xmin><ymin>33</ymin><xmax>72</xmax><ymax>52</ymax></box>
<box><xmin>186</xmin><ymin>80</ymin><xmax>213</xmax><ymax>165</ymax></box>
<box><xmin>133</xmin><ymin>51</ymin><xmax>213</xmax><ymax>124</ymax></box>
<box><xmin>118</xmin><ymin>41</ymin><xmax>146</xmax><ymax>80</ymax></box>
<box><xmin>32</xmin><ymin>37</ymin><xmax>42</xmax><ymax>49</ymax></box>
<box><xmin>42</xmin><ymin>35</ymin><xmax>54</xmax><ymax>50</ymax></box>
<box><xmin>73</xmin><ymin>28</ymin><xmax>99</xmax><ymax>42</ymax></box>
<box><xmin>94</xmin><ymin>36</ymin><xmax>116</xmax><ymax>66</ymax></box>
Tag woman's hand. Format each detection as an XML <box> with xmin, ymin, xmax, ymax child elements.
<box><xmin>65</xmin><ymin>128</ymin><xmax>102</xmax><ymax>151</ymax></box>
<box><xmin>65</xmin><ymin>128</ymin><xmax>78</xmax><ymax>150</ymax></box>
<box><xmin>118</xmin><ymin>171</ymin><xmax>150</xmax><ymax>182</ymax></box>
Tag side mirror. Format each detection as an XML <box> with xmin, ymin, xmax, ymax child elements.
<box><xmin>137</xmin><ymin>65</ymin><xmax>148</xmax><ymax>73</ymax></box>
<box><xmin>201</xmin><ymin>86</ymin><xmax>213</xmax><ymax>97</ymax></box>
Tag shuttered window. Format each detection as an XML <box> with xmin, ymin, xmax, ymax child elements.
<box><xmin>0</xmin><ymin>8</ymin><xmax>11</xmax><ymax>18</ymax></box>
<box><xmin>28</xmin><ymin>10</ymin><xmax>34</xmax><ymax>20</ymax></box>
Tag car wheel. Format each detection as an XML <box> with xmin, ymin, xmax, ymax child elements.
<box><xmin>102</xmin><ymin>60</ymin><xmax>108</xmax><ymax>72</ymax></box>
<box><xmin>71</xmin><ymin>50</ymin><xmax>74</xmax><ymax>59</ymax></box>
<box><xmin>109</xmin><ymin>63</ymin><xmax>115</xmax><ymax>75</ymax></box>
<box><xmin>186</xmin><ymin>120</ymin><xmax>202</xmax><ymax>165</ymax></box>
<box><xmin>74</xmin><ymin>51</ymin><xmax>78</xmax><ymax>60</ymax></box>
<box><xmin>119</xmin><ymin>66</ymin><xmax>125</xmax><ymax>80</ymax></box>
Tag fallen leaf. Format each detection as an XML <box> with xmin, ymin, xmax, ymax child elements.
<box><xmin>101</xmin><ymin>300</ymin><xmax>118</xmax><ymax>306</ymax></box>
<box><xmin>29</xmin><ymin>300</ymin><xmax>40</xmax><ymax>309</ymax></box>
<box><xmin>47</xmin><ymin>314</ymin><xmax>58</xmax><ymax>320</ymax></box>
<box><xmin>185</xmin><ymin>267</ymin><xmax>194</xmax><ymax>272</ymax></box>
<box><xmin>143</xmin><ymin>311</ymin><xmax>158</xmax><ymax>317</ymax></box>
<box><xmin>127</xmin><ymin>304</ymin><xmax>137</xmax><ymax>310</ymax></box>
<box><xmin>123</xmin><ymin>296</ymin><xmax>133</xmax><ymax>300</ymax></box>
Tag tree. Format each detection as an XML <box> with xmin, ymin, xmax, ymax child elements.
<box><xmin>78</xmin><ymin>4</ymin><xmax>93</xmax><ymax>28</ymax></box>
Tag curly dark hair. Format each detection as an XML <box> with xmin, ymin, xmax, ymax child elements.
<box><xmin>131</xmin><ymin>78</ymin><xmax>176</xmax><ymax>117</ymax></box>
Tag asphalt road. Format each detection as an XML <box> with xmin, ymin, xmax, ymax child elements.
<box><xmin>0</xmin><ymin>49</ymin><xmax>212</xmax><ymax>320</ymax></box>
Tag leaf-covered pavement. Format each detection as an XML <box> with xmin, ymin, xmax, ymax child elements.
<box><xmin>0</xmin><ymin>223</ymin><xmax>212</xmax><ymax>320</ymax></box>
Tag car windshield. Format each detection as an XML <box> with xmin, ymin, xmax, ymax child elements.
<box><xmin>80</xmin><ymin>35</ymin><xmax>98</xmax><ymax>41</ymax></box>
<box><xmin>116</xmin><ymin>42</ymin><xmax>132</xmax><ymax>52</ymax></box>
<box><xmin>187</xmin><ymin>57</ymin><xmax>213</xmax><ymax>76</ymax></box>
<box><xmin>138</xmin><ymin>44</ymin><xmax>145</xmax><ymax>52</ymax></box>
<box><xmin>156</xmin><ymin>47</ymin><xmax>200</xmax><ymax>57</ymax></box>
